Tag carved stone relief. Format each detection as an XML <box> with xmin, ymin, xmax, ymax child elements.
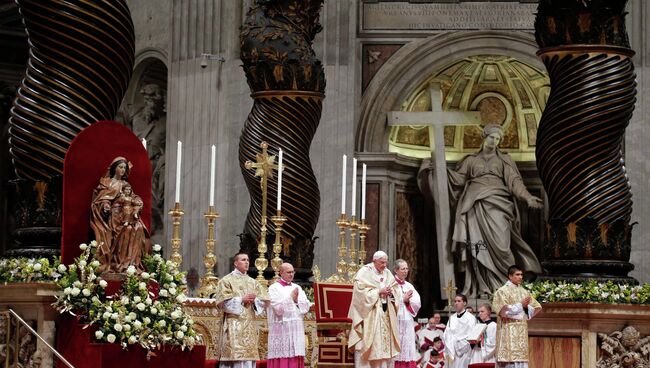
<box><xmin>597</xmin><ymin>326</ymin><xmax>650</xmax><ymax>368</ymax></box>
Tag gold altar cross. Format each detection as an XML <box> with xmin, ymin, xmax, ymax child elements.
<box><xmin>443</xmin><ymin>279</ymin><xmax>457</xmax><ymax>314</ymax></box>
<box><xmin>245</xmin><ymin>141</ymin><xmax>279</xmax><ymax>284</ymax></box>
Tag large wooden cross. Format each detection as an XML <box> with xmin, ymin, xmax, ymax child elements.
<box><xmin>386</xmin><ymin>82</ymin><xmax>481</xmax><ymax>300</ymax></box>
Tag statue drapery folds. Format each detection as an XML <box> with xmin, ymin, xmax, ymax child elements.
<box><xmin>91</xmin><ymin>157</ymin><xmax>151</xmax><ymax>274</ymax></box>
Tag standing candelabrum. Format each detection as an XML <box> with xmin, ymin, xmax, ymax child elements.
<box><xmin>348</xmin><ymin>216</ymin><xmax>359</xmax><ymax>278</ymax></box>
<box><xmin>198</xmin><ymin>206</ymin><xmax>220</xmax><ymax>297</ymax></box>
<box><xmin>169</xmin><ymin>202</ymin><xmax>184</xmax><ymax>267</ymax></box>
<box><xmin>358</xmin><ymin>220</ymin><xmax>370</xmax><ymax>267</ymax></box>
<box><xmin>270</xmin><ymin>211</ymin><xmax>287</xmax><ymax>282</ymax></box>
<box><xmin>335</xmin><ymin>215</ymin><xmax>349</xmax><ymax>281</ymax></box>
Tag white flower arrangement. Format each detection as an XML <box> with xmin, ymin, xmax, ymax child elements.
<box><xmin>524</xmin><ymin>279</ymin><xmax>650</xmax><ymax>305</ymax></box>
<box><xmin>52</xmin><ymin>241</ymin><xmax>198</xmax><ymax>351</ymax></box>
<box><xmin>0</xmin><ymin>256</ymin><xmax>63</xmax><ymax>284</ymax></box>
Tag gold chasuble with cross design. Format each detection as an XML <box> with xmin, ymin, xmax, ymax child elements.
<box><xmin>215</xmin><ymin>271</ymin><xmax>269</xmax><ymax>361</ymax></box>
<box><xmin>492</xmin><ymin>282</ymin><xmax>541</xmax><ymax>363</ymax></box>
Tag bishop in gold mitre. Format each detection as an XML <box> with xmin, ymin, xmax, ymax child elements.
<box><xmin>214</xmin><ymin>252</ymin><xmax>269</xmax><ymax>368</ymax></box>
<box><xmin>348</xmin><ymin>250</ymin><xmax>401</xmax><ymax>368</ymax></box>
<box><xmin>492</xmin><ymin>264</ymin><xmax>542</xmax><ymax>368</ymax></box>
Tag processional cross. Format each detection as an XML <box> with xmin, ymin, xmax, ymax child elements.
<box><xmin>387</xmin><ymin>82</ymin><xmax>481</xmax><ymax>300</ymax></box>
<box><xmin>443</xmin><ymin>279</ymin><xmax>457</xmax><ymax>316</ymax></box>
<box><xmin>245</xmin><ymin>141</ymin><xmax>278</xmax><ymax>285</ymax></box>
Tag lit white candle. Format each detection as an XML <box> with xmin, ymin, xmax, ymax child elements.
<box><xmin>341</xmin><ymin>155</ymin><xmax>347</xmax><ymax>215</ymax></box>
<box><xmin>276</xmin><ymin>149</ymin><xmax>283</xmax><ymax>212</ymax></box>
<box><xmin>141</xmin><ymin>138</ymin><xmax>147</xmax><ymax>150</ymax></box>
<box><xmin>351</xmin><ymin>158</ymin><xmax>357</xmax><ymax>217</ymax></box>
<box><xmin>175</xmin><ymin>140</ymin><xmax>182</xmax><ymax>203</ymax></box>
<box><xmin>361</xmin><ymin>164</ymin><xmax>367</xmax><ymax>220</ymax></box>
<box><xmin>209</xmin><ymin>144</ymin><xmax>216</xmax><ymax>206</ymax></box>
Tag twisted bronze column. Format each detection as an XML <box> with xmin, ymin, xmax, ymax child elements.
<box><xmin>535</xmin><ymin>0</ymin><xmax>635</xmax><ymax>280</ymax></box>
<box><xmin>6</xmin><ymin>0</ymin><xmax>134</xmax><ymax>257</ymax></box>
<box><xmin>239</xmin><ymin>0</ymin><xmax>325</xmax><ymax>280</ymax></box>
<box><xmin>9</xmin><ymin>0</ymin><xmax>135</xmax><ymax>181</ymax></box>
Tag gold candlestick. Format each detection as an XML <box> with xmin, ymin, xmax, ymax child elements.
<box><xmin>270</xmin><ymin>211</ymin><xmax>287</xmax><ymax>282</ymax></box>
<box><xmin>198</xmin><ymin>206</ymin><xmax>220</xmax><ymax>297</ymax></box>
<box><xmin>245</xmin><ymin>141</ymin><xmax>279</xmax><ymax>286</ymax></box>
<box><xmin>335</xmin><ymin>214</ymin><xmax>349</xmax><ymax>281</ymax></box>
<box><xmin>348</xmin><ymin>216</ymin><xmax>359</xmax><ymax>278</ymax></box>
<box><xmin>358</xmin><ymin>220</ymin><xmax>370</xmax><ymax>267</ymax></box>
<box><xmin>168</xmin><ymin>202</ymin><xmax>184</xmax><ymax>267</ymax></box>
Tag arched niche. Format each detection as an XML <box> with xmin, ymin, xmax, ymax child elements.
<box><xmin>357</xmin><ymin>31</ymin><xmax>544</xmax><ymax>154</ymax></box>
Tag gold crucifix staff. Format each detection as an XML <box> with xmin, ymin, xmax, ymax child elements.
<box><xmin>245</xmin><ymin>141</ymin><xmax>278</xmax><ymax>286</ymax></box>
<box><xmin>444</xmin><ymin>279</ymin><xmax>457</xmax><ymax>317</ymax></box>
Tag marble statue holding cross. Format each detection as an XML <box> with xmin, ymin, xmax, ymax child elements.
<box><xmin>388</xmin><ymin>83</ymin><xmax>542</xmax><ymax>298</ymax></box>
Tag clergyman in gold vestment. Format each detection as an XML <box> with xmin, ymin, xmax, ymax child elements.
<box><xmin>348</xmin><ymin>250</ymin><xmax>401</xmax><ymax>368</ymax></box>
<box><xmin>492</xmin><ymin>265</ymin><xmax>542</xmax><ymax>368</ymax></box>
<box><xmin>215</xmin><ymin>253</ymin><xmax>269</xmax><ymax>368</ymax></box>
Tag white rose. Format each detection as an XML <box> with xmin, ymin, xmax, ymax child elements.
<box><xmin>58</xmin><ymin>264</ymin><xmax>67</xmax><ymax>273</ymax></box>
<box><xmin>176</xmin><ymin>294</ymin><xmax>187</xmax><ymax>303</ymax></box>
<box><xmin>90</xmin><ymin>240</ymin><xmax>98</xmax><ymax>247</ymax></box>
<box><xmin>123</xmin><ymin>324</ymin><xmax>131</xmax><ymax>332</ymax></box>
<box><xmin>102</xmin><ymin>311</ymin><xmax>111</xmax><ymax>319</ymax></box>
<box><xmin>180</xmin><ymin>325</ymin><xmax>188</xmax><ymax>332</ymax></box>
<box><xmin>187</xmin><ymin>319</ymin><xmax>194</xmax><ymax>325</ymax></box>
<box><xmin>137</xmin><ymin>303</ymin><xmax>146</xmax><ymax>311</ymax></box>
<box><xmin>63</xmin><ymin>287</ymin><xmax>72</xmax><ymax>295</ymax></box>
<box><xmin>141</xmin><ymin>272</ymin><xmax>150</xmax><ymax>280</ymax></box>
<box><xmin>114</xmin><ymin>323</ymin><xmax>123</xmax><ymax>332</ymax></box>
<box><xmin>159</xmin><ymin>289</ymin><xmax>168</xmax><ymax>298</ymax></box>
<box><xmin>33</xmin><ymin>263</ymin><xmax>42</xmax><ymax>271</ymax></box>
<box><xmin>153</xmin><ymin>244</ymin><xmax>162</xmax><ymax>252</ymax></box>
<box><xmin>133</xmin><ymin>321</ymin><xmax>142</xmax><ymax>330</ymax></box>
<box><xmin>91</xmin><ymin>296</ymin><xmax>100</xmax><ymax>304</ymax></box>
<box><xmin>111</xmin><ymin>313</ymin><xmax>119</xmax><ymax>320</ymax></box>
<box><xmin>158</xmin><ymin>309</ymin><xmax>165</xmax><ymax>317</ymax></box>
<box><xmin>73</xmin><ymin>281</ymin><xmax>82</xmax><ymax>288</ymax></box>
<box><xmin>91</xmin><ymin>260</ymin><xmax>100</xmax><ymax>268</ymax></box>
<box><xmin>159</xmin><ymin>320</ymin><xmax>166</xmax><ymax>328</ymax></box>
<box><xmin>153</xmin><ymin>254</ymin><xmax>162</xmax><ymax>261</ymax></box>
<box><xmin>95</xmin><ymin>330</ymin><xmax>104</xmax><ymax>340</ymax></box>
<box><xmin>82</xmin><ymin>289</ymin><xmax>91</xmax><ymax>297</ymax></box>
<box><xmin>124</xmin><ymin>315</ymin><xmax>132</xmax><ymax>323</ymax></box>
<box><xmin>189</xmin><ymin>336</ymin><xmax>196</xmax><ymax>344</ymax></box>
<box><xmin>71</xmin><ymin>287</ymin><xmax>81</xmax><ymax>296</ymax></box>
<box><xmin>175</xmin><ymin>330</ymin><xmax>184</xmax><ymax>339</ymax></box>
<box><xmin>106</xmin><ymin>306</ymin><xmax>113</xmax><ymax>313</ymax></box>
<box><xmin>128</xmin><ymin>312</ymin><xmax>137</xmax><ymax>320</ymax></box>
<box><xmin>150</xmin><ymin>307</ymin><xmax>158</xmax><ymax>315</ymax></box>
<box><xmin>121</xmin><ymin>296</ymin><xmax>130</xmax><ymax>305</ymax></box>
<box><xmin>79</xmin><ymin>243</ymin><xmax>88</xmax><ymax>251</ymax></box>
<box><xmin>169</xmin><ymin>282</ymin><xmax>177</xmax><ymax>288</ymax></box>
<box><xmin>145</xmin><ymin>298</ymin><xmax>152</xmax><ymax>305</ymax></box>
<box><xmin>88</xmin><ymin>274</ymin><xmax>96</xmax><ymax>281</ymax></box>
<box><xmin>168</xmin><ymin>288</ymin><xmax>177</xmax><ymax>296</ymax></box>
<box><xmin>139</xmin><ymin>282</ymin><xmax>147</xmax><ymax>291</ymax></box>
<box><xmin>128</xmin><ymin>335</ymin><xmax>137</xmax><ymax>344</ymax></box>
<box><xmin>143</xmin><ymin>317</ymin><xmax>151</xmax><ymax>325</ymax></box>
<box><xmin>133</xmin><ymin>296</ymin><xmax>141</xmax><ymax>303</ymax></box>
<box><xmin>99</xmin><ymin>280</ymin><xmax>108</xmax><ymax>288</ymax></box>
<box><xmin>107</xmin><ymin>334</ymin><xmax>116</xmax><ymax>343</ymax></box>
<box><xmin>126</xmin><ymin>266</ymin><xmax>136</xmax><ymax>276</ymax></box>
<box><xmin>171</xmin><ymin>310</ymin><xmax>182</xmax><ymax>319</ymax></box>
<box><xmin>78</xmin><ymin>260</ymin><xmax>87</xmax><ymax>268</ymax></box>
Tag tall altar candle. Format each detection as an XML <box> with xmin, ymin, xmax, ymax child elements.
<box><xmin>341</xmin><ymin>155</ymin><xmax>347</xmax><ymax>215</ymax></box>
<box><xmin>276</xmin><ymin>149</ymin><xmax>283</xmax><ymax>212</ymax></box>
<box><xmin>351</xmin><ymin>157</ymin><xmax>357</xmax><ymax>217</ymax></box>
<box><xmin>209</xmin><ymin>144</ymin><xmax>216</xmax><ymax>206</ymax></box>
<box><xmin>361</xmin><ymin>163</ymin><xmax>367</xmax><ymax>220</ymax></box>
<box><xmin>175</xmin><ymin>140</ymin><xmax>182</xmax><ymax>203</ymax></box>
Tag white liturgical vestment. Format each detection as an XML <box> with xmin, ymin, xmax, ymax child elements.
<box><xmin>443</xmin><ymin>310</ymin><xmax>477</xmax><ymax>368</ymax></box>
<box><xmin>267</xmin><ymin>279</ymin><xmax>311</xmax><ymax>360</ymax></box>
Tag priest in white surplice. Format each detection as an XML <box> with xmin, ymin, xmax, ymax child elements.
<box><xmin>348</xmin><ymin>250</ymin><xmax>401</xmax><ymax>368</ymax></box>
<box><xmin>393</xmin><ymin>259</ymin><xmax>422</xmax><ymax>368</ymax></box>
<box><xmin>267</xmin><ymin>263</ymin><xmax>311</xmax><ymax>368</ymax></box>
<box><xmin>470</xmin><ymin>303</ymin><xmax>497</xmax><ymax>364</ymax></box>
<box><xmin>443</xmin><ymin>294</ymin><xmax>477</xmax><ymax>368</ymax></box>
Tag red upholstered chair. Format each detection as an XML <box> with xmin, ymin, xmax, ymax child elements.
<box><xmin>312</xmin><ymin>281</ymin><xmax>354</xmax><ymax>366</ymax></box>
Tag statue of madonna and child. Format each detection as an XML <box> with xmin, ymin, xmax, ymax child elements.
<box><xmin>90</xmin><ymin>156</ymin><xmax>152</xmax><ymax>275</ymax></box>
